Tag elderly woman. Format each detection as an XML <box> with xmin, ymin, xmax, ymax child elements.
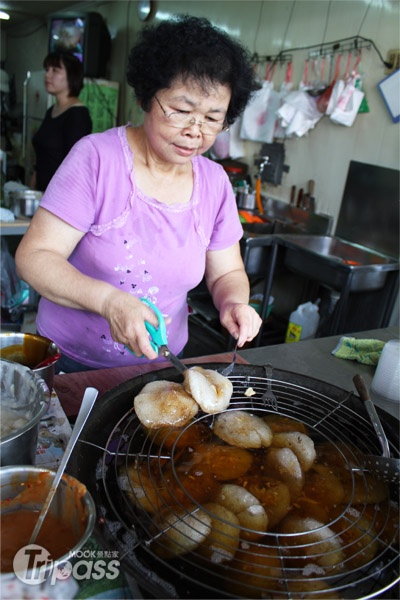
<box><xmin>16</xmin><ymin>15</ymin><xmax>262</xmax><ymax>373</ymax></box>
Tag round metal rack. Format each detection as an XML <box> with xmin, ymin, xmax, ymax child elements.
<box><xmin>71</xmin><ymin>365</ymin><xmax>400</xmax><ymax>599</ymax></box>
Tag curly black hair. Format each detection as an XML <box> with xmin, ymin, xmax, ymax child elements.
<box><xmin>126</xmin><ymin>15</ymin><xmax>257</xmax><ymax>125</ymax></box>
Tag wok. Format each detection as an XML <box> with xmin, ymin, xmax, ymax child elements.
<box><xmin>68</xmin><ymin>364</ymin><xmax>400</xmax><ymax>599</ymax></box>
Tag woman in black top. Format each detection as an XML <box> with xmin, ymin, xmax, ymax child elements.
<box><xmin>31</xmin><ymin>51</ymin><xmax>92</xmax><ymax>191</ymax></box>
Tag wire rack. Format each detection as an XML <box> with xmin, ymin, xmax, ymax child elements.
<box><xmin>95</xmin><ymin>373</ymin><xmax>399</xmax><ymax>599</ymax></box>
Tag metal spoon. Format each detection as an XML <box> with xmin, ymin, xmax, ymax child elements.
<box><xmin>29</xmin><ymin>386</ymin><xmax>99</xmax><ymax>545</ymax></box>
<box><xmin>352</xmin><ymin>374</ymin><xmax>399</xmax><ymax>491</ymax></box>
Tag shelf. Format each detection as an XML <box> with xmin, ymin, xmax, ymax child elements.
<box><xmin>0</xmin><ymin>217</ymin><xmax>31</xmax><ymax>236</ymax></box>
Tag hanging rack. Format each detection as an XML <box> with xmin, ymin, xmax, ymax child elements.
<box><xmin>252</xmin><ymin>52</ymin><xmax>293</xmax><ymax>65</ymax></box>
<box><xmin>308</xmin><ymin>38</ymin><xmax>371</xmax><ymax>60</ymax></box>
<box><xmin>252</xmin><ymin>35</ymin><xmax>391</xmax><ymax>69</ymax></box>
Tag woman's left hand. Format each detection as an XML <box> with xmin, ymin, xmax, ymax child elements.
<box><xmin>205</xmin><ymin>245</ymin><xmax>263</xmax><ymax>347</ymax></box>
<box><xmin>219</xmin><ymin>302</ymin><xmax>262</xmax><ymax>347</ymax></box>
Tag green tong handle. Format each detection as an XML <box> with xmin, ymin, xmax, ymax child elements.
<box><xmin>140</xmin><ymin>297</ymin><xmax>168</xmax><ymax>353</ymax></box>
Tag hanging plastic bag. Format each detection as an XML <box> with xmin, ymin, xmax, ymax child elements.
<box><xmin>274</xmin><ymin>61</ymin><xmax>294</xmax><ymax>139</ymax></box>
<box><xmin>326</xmin><ymin>51</ymin><xmax>352</xmax><ymax>116</ymax></box>
<box><xmin>210</xmin><ymin>129</ymin><xmax>231</xmax><ymax>160</ymax></box>
<box><xmin>307</xmin><ymin>57</ymin><xmax>328</xmax><ymax>97</ymax></box>
<box><xmin>240</xmin><ymin>61</ymin><xmax>276</xmax><ymax>143</ymax></box>
<box><xmin>240</xmin><ymin>80</ymin><xmax>272</xmax><ymax>142</ymax></box>
<box><xmin>277</xmin><ymin>90</ymin><xmax>323</xmax><ymax>137</ymax></box>
<box><xmin>355</xmin><ymin>70</ymin><xmax>370</xmax><ymax>113</ymax></box>
<box><xmin>326</xmin><ymin>79</ymin><xmax>345</xmax><ymax>115</ymax></box>
<box><xmin>228</xmin><ymin>119</ymin><xmax>245</xmax><ymax>159</ymax></box>
<box><xmin>330</xmin><ymin>52</ymin><xmax>364</xmax><ymax>127</ymax></box>
<box><xmin>258</xmin><ymin>61</ymin><xmax>282</xmax><ymax>143</ymax></box>
<box><xmin>318</xmin><ymin>53</ymin><xmax>342</xmax><ymax>114</ymax></box>
<box><xmin>210</xmin><ymin>116</ymin><xmax>245</xmax><ymax>160</ymax></box>
<box><xmin>330</xmin><ymin>75</ymin><xmax>364</xmax><ymax>126</ymax></box>
<box><xmin>262</xmin><ymin>85</ymin><xmax>283</xmax><ymax>143</ymax></box>
<box><xmin>298</xmin><ymin>59</ymin><xmax>312</xmax><ymax>92</ymax></box>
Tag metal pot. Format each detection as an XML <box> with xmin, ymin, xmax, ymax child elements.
<box><xmin>236</xmin><ymin>188</ymin><xmax>256</xmax><ymax>210</ymax></box>
<box><xmin>68</xmin><ymin>364</ymin><xmax>400</xmax><ymax>599</ymax></box>
<box><xmin>0</xmin><ymin>332</ymin><xmax>60</xmax><ymax>391</ymax></box>
<box><xmin>10</xmin><ymin>189</ymin><xmax>42</xmax><ymax>217</ymax></box>
<box><xmin>0</xmin><ymin>360</ymin><xmax>50</xmax><ymax>466</ymax></box>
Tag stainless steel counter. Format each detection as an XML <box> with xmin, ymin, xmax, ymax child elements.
<box><xmin>0</xmin><ymin>217</ymin><xmax>31</xmax><ymax>236</ymax></box>
<box><xmin>239</xmin><ymin>325</ymin><xmax>400</xmax><ymax>419</ymax></box>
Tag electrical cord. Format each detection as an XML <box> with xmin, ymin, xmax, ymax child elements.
<box><xmin>252</xmin><ymin>35</ymin><xmax>392</xmax><ymax>69</ymax></box>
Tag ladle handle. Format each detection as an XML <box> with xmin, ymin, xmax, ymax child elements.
<box><xmin>29</xmin><ymin>387</ymin><xmax>98</xmax><ymax>545</ymax></box>
<box><xmin>353</xmin><ymin>374</ymin><xmax>390</xmax><ymax>458</ymax></box>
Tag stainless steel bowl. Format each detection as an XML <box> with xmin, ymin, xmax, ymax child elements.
<box><xmin>0</xmin><ymin>332</ymin><xmax>60</xmax><ymax>391</ymax></box>
<box><xmin>0</xmin><ymin>360</ymin><xmax>50</xmax><ymax>466</ymax></box>
<box><xmin>0</xmin><ymin>466</ymin><xmax>96</xmax><ymax>576</ymax></box>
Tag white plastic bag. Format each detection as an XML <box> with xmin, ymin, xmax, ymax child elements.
<box><xmin>240</xmin><ymin>80</ymin><xmax>273</xmax><ymax>142</ymax></box>
<box><xmin>274</xmin><ymin>62</ymin><xmax>294</xmax><ymax>139</ymax></box>
<box><xmin>298</xmin><ymin>59</ymin><xmax>312</xmax><ymax>92</ymax></box>
<box><xmin>326</xmin><ymin>79</ymin><xmax>345</xmax><ymax>115</ymax></box>
<box><xmin>330</xmin><ymin>75</ymin><xmax>364</xmax><ymax>126</ymax></box>
<box><xmin>329</xmin><ymin>52</ymin><xmax>365</xmax><ymax>126</ymax></box>
<box><xmin>228</xmin><ymin>119</ymin><xmax>245</xmax><ymax>159</ymax></box>
<box><xmin>210</xmin><ymin>129</ymin><xmax>231</xmax><ymax>160</ymax></box>
<box><xmin>277</xmin><ymin>90</ymin><xmax>323</xmax><ymax>137</ymax></box>
<box><xmin>318</xmin><ymin>54</ymin><xmax>342</xmax><ymax>115</ymax></box>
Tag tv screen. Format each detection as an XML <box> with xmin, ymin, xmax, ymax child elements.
<box><xmin>48</xmin><ymin>12</ymin><xmax>111</xmax><ymax>78</ymax></box>
<box><xmin>49</xmin><ymin>17</ymin><xmax>85</xmax><ymax>62</ymax></box>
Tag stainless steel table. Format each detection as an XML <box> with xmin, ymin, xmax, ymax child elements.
<box><xmin>239</xmin><ymin>325</ymin><xmax>400</xmax><ymax>419</ymax></box>
<box><xmin>0</xmin><ymin>217</ymin><xmax>31</xmax><ymax>236</ymax></box>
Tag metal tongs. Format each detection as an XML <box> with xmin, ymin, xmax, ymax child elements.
<box><xmin>141</xmin><ymin>298</ymin><xmax>187</xmax><ymax>375</ymax></box>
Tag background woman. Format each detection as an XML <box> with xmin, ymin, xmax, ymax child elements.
<box><xmin>16</xmin><ymin>15</ymin><xmax>261</xmax><ymax>373</ymax></box>
<box><xmin>30</xmin><ymin>50</ymin><xmax>92</xmax><ymax>191</ymax></box>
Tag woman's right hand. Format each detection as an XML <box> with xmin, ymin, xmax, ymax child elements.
<box><xmin>16</xmin><ymin>209</ymin><xmax>162</xmax><ymax>361</ymax></box>
<box><xmin>102</xmin><ymin>290</ymin><xmax>161</xmax><ymax>360</ymax></box>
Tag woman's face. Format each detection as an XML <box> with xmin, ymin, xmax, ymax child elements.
<box><xmin>143</xmin><ymin>78</ymin><xmax>231</xmax><ymax>164</ymax></box>
<box><xmin>44</xmin><ymin>61</ymin><xmax>69</xmax><ymax>96</ymax></box>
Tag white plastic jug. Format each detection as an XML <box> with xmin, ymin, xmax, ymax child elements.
<box><xmin>285</xmin><ymin>301</ymin><xmax>320</xmax><ymax>343</ymax></box>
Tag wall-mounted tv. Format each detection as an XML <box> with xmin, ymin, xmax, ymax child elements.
<box><xmin>48</xmin><ymin>12</ymin><xmax>111</xmax><ymax>79</ymax></box>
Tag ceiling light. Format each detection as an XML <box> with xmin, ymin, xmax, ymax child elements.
<box><xmin>0</xmin><ymin>10</ymin><xmax>10</xmax><ymax>20</ymax></box>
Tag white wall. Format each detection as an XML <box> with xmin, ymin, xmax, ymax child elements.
<box><xmin>3</xmin><ymin>0</ymin><xmax>400</xmax><ymax>229</ymax></box>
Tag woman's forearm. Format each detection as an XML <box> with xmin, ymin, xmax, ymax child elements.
<box><xmin>16</xmin><ymin>248</ymin><xmax>116</xmax><ymax>316</ymax></box>
<box><xmin>208</xmin><ymin>268</ymin><xmax>250</xmax><ymax>311</ymax></box>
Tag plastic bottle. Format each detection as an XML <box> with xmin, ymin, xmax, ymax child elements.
<box><xmin>285</xmin><ymin>301</ymin><xmax>320</xmax><ymax>343</ymax></box>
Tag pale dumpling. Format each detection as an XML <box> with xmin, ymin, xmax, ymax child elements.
<box><xmin>134</xmin><ymin>380</ymin><xmax>198</xmax><ymax>429</ymax></box>
<box><xmin>183</xmin><ymin>366</ymin><xmax>233</xmax><ymax>413</ymax></box>
<box><xmin>213</xmin><ymin>410</ymin><xmax>273</xmax><ymax>448</ymax></box>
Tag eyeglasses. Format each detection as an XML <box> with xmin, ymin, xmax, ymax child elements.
<box><xmin>154</xmin><ymin>96</ymin><xmax>228</xmax><ymax>136</ymax></box>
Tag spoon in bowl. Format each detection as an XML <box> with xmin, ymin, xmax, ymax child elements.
<box><xmin>29</xmin><ymin>386</ymin><xmax>99</xmax><ymax>545</ymax></box>
<box><xmin>33</xmin><ymin>353</ymin><xmax>61</xmax><ymax>370</ymax></box>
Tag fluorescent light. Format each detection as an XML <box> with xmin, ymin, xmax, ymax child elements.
<box><xmin>0</xmin><ymin>10</ymin><xmax>10</xmax><ymax>20</ymax></box>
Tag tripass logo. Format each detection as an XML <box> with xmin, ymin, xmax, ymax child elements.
<box><xmin>13</xmin><ymin>544</ymin><xmax>120</xmax><ymax>586</ymax></box>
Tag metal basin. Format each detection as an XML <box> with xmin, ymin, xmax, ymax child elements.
<box><xmin>241</xmin><ymin>197</ymin><xmax>333</xmax><ymax>237</ymax></box>
<box><xmin>279</xmin><ymin>235</ymin><xmax>399</xmax><ymax>291</ymax></box>
<box><xmin>242</xmin><ymin>221</ymin><xmax>274</xmax><ymax>236</ymax></box>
